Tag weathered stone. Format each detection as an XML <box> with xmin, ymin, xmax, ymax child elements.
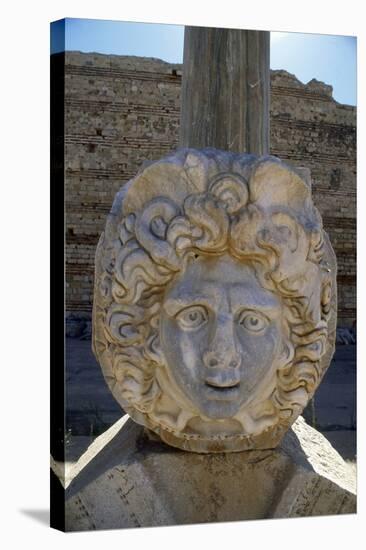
<box><xmin>64</xmin><ymin>415</ymin><xmax>356</xmax><ymax>530</ymax></box>
<box><xmin>61</xmin><ymin>47</ymin><xmax>355</xmax><ymax>530</ymax></box>
<box><xmin>179</xmin><ymin>28</ymin><xmax>270</xmax><ymax>154</ymax></box>
<box><xmin>92</xmin><ymin>148</ymin><xmax>337</xmax><ymax>453</ymax></box>
<box><xmin>64</xmin><ymin>52</ymin><xmax>356</xmax><ymax>326</ymax></box>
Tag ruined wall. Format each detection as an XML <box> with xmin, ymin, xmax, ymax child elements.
<box><xmin>64</xmin><ymin>52</ymin><xmax>356</xmax><ymax>326</ymax></box>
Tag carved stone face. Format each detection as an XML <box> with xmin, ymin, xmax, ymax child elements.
<box><xmin>93</xmin><ymin>148</ymin><xmax>337</xmax><ymax>452</ymax></box>
<box><xmin>161</xmin><ymin>254</ymin><xmax>283</xmax><ymax>419</ymax></box>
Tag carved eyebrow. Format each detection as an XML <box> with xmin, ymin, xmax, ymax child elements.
<box><xmin>229</xmin><ymin>285</ymin><xmax>281</xmax><ymax>312</ymax></box>
<box><xmin>163</xmin><ymin>295</ymin><xmax>214</xmax><ymax>316</ymax></box>
<box><xmin>230</xmin><ymin>299</ymin><xmax>281</xmax><ymax>321</ymax></box>
<box><xmin>233</xmin><ymin>301</ymin><xmax>280</xmax><ymax>312</ymax></box>
<box><xmin>163</xmin><ymin>284</ymin><xmax>281</xmax><ymax>317</ymax></box>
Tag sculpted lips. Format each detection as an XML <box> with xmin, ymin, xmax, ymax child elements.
<box><xmin>204</xmin><ymin>384</ymin><xmax>241</xmax><ymax>401</ymax></box>
<box><xmin>204</xmin><ymin>368</ymin><xmax>241</xmax><ymax>400</ymax></box>
<box><xmin>204</xmin><ymin>367</ymin><xmax>240</xmax><ymax>387</ymax></box>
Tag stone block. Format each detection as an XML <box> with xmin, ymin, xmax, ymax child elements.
<box><xmin>64</xmin><ymin>415</ymin><xmax>356</xmax><ymax>531</ymax></box>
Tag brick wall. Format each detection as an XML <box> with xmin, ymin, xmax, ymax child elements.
<box><xmin>64</xmin><ymin>52</ymin><xmax>356</xmax><ymax>327</ymax></box>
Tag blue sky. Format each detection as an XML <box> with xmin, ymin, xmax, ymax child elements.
<box><xmin>51</xmin><ymin>18</ymin><xmax>356</xmax><ymax>106</ymax></box>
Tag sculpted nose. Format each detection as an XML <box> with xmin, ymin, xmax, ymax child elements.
<box><xmin>202</xmin><ymin>315</ymin><xmax>241</xmax><ymax>370</ymax></box>
<box><xmin>203</xmin><ymin>349</ymin><xmax>240</xmax><ymax>369</ymax></box>
<box><xmin>203</xmin><ymin>346</ymin><xmax>241</xmax><ymax>389</ymax></box>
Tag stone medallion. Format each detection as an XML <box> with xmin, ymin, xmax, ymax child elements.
<box><xmin>92</xmin><ymin>148</ymin><xmax>337</xmax><ymax>452</ymax></box>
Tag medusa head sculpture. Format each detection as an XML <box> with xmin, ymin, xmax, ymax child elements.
<box><xmin>92</xmin><ymin>148</ymin><xmax>337</xmax><ymax>453</ymax></box>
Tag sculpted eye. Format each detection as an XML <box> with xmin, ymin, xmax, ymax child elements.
<box><xmin>175</xmin><ymin>306</ymin><xmax>208</xmax><ymax>330</ymax></box>
<box><xmin>238</xmin><ymin>311</ymin><xmax>269</xmax><ymax>333</ymax></box>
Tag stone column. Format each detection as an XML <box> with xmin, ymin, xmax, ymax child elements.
<box><xmin>179</xmin><ymin>27</ymin><xmax>270</xmax><ymax>155</ymax></box>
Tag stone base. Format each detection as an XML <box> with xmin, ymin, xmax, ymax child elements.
<box><xmin>64</xmin><ymin>415</ymin><xmax>356</xmax><ymax>531</ymax></box>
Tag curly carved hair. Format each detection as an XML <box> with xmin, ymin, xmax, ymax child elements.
<box><xmin>92</xmin><ymin>149</ymin><xmax>336</xmax><ymax>442</ymax></box>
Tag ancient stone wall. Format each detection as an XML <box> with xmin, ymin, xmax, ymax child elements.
<box><xmin>64</xmin><ymin>51</ymin><xmax>356</xmax><ymax>327</ymax></box>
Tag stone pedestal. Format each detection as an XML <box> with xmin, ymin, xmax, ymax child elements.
<box><xmin>65</xmin><ymin>415</ymin><xmax>356</xmax><ymax>531</ymax></box>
